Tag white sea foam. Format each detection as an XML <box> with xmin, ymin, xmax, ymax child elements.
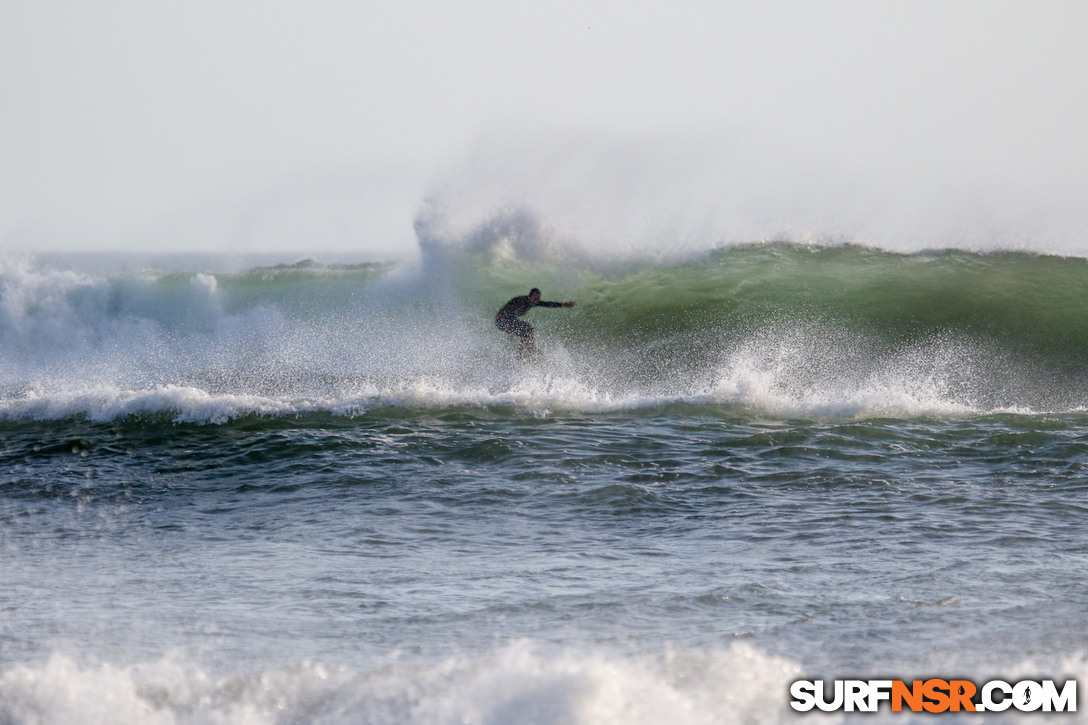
<box><xmin>0</xmin><ymin>370</ymin><xmax>985</xmax><ymax>424</ymax></box>
<box><xmin>0</xmin><ymin>642</ymin><xmax>811</xmax><ymax>725</ymax></box>
<box><xmin>4</xmin><ymin>642</ymin><xmax>1085</xmax><ymax>725</ymax></box>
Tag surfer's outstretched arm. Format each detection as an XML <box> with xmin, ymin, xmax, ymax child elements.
<box><xmin>495</xmin><ymin>290</ymin><xmax>574</xmax><ymax>361</ymax></box>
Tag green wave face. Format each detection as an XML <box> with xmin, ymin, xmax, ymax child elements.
<box><xmin>454</xmin><ymin>242</ymin><xmax>1088</xmax><ymax>412</ymax></box>
<box><xmin>5</xmin><ymin>242</ymin><xmax>1088</xmax><ymax>420</ymax></box>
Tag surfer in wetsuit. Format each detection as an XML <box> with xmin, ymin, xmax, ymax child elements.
<box><xmin>495</xmin><ymin>288</ymin><xmax>575</xmax><ymax>359</ymax></box>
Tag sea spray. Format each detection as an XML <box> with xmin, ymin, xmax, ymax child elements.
<box><xmin>5</xmin><ymin>242</ymin><xmax>1088</xmax><ymax>422</ymax></box>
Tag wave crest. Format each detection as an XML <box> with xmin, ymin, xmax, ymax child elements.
<box><xmin>4</xmin><ymin>243</ymin><xmax>1088</xmax><ymax>421</ymax></box>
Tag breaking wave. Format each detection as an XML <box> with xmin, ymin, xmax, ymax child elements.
<box><xmin>5</xmin><ymin>220</ymin><xmax>1088</xmax><ymax>423</ymax></box>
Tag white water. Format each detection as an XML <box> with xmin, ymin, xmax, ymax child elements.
<box><xmin>0</xmin><ymin>643</ymin><xmax>805</xmax><ymax>725</ymax></box>
<box><xmin>4</xmin><ymin>643</ymin><xmax>1086</xmax><ymax>724</ymax></box>
<box><xmin>0</xmin><ymin>252</ymin><xmax>1055</xmax><ymax>423</ymax></box>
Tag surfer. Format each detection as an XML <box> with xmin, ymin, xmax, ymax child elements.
<box><xmin>495</xmin><ymin>288</ymin><xmax>575</xmax><ymax>359</ymax></box>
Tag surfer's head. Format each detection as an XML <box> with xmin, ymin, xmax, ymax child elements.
<box><xmin>529</xmin><ymin>288</ymin><xmax>541</xmax><ymax>302</ymax></box>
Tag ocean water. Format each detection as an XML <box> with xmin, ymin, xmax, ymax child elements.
<box><xmin>2</xmin><ymin>234</ymin><xmax>1087</xmax><ymax>723</ymax></box>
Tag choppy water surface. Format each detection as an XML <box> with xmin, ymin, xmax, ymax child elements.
<box><xmin>2</xmin><ymin>244</ymin><xmax>1088</xmax><ymax>723</ymax></box>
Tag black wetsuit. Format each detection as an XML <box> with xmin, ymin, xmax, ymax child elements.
<box><xmin>495</xmin><ymin>295</ymin><xmax>564</xmax><ymax>337</ymax></box>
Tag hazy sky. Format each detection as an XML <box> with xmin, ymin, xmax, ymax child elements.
<box><xmin>2</xmin><ymin>1</ymin><xmax>1086</xmax><ymax>256</ymax></box>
